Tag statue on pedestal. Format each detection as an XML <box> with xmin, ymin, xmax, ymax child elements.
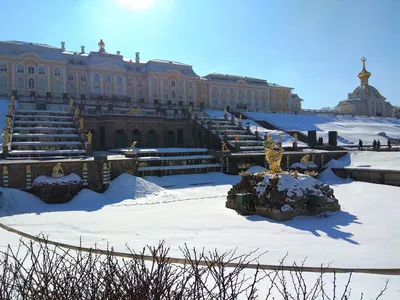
<box><xmin>74</xmin><ymin>107</ymin><xmax>80</xmax><ymax>119</ymax></box>
<box><xmin>98</xmin><ymin>39</ymin><xmax>106</xmax><ymax>52</ymax></box>
<box><xmin>221</xmin><ymin>141</ymin><xmax>230</xmax><ymax>152</ymax></box>
<box><xmin>69</xmin><ymin>97</ymin><xmax>74</xmax><ymax>107</ymax></box>
<box><xmin>3</xmin><ymin>130</ymin><xmax>9</xmax><ymax>145</ymax></box>
<box><xmin>293</xmin><ymin>133</ymin><xmax>298</xmax><ymax>143</ymax></box>
<box><xmin>239</xmin><ymin>114</ymin><xmax>242</xmax><ymax>121</ymax></box>
<box><xmin>86</xmin><ymin>131</ymin><xmax>92</xmax><ymax>144</ymax></box>
<box><xmin>6</xmin><ymin>117</ymin><xmax>11</xmax><ymax>129</ymax></box>
<box><xmin>52</xmin><ymin>163</ymin><xmax>64</xmax><ymax>178</ymax></box>
<box><xmin>129</xmin><ymin>141</ymin><xmax>137</xmax><ymax>152</ymax></box>
<box><xmin>188</xmin><ymin>105</ymin><xmax>192</xmax><ymax>114</ymax></box>
<box><xmin>265</xmin><ymin>142</ymin><xmax>283</xmax><ymax>174</ymax></box>
<box><xmin>234</xmin><ymin>134</ymin><xmax>240</xmax><ymax>143</ymax></box>
<box><xmin>79</xmin><ymin>118</ymin><xmax>84</xmax><ymax>130</ymax></box>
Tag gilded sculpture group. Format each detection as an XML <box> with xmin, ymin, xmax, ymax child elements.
<box><xmin>69</xmin><ymin>98</ymin><xmax>92</xmax><ymax>145</ymax></box>
<box><xmin>3</xmin><ymin>96</ymin><xmax>15</xmax><ymax>146</ymax></box>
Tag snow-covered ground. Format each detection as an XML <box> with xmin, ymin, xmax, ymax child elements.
<box><xmin>1</xmin><ymin>167</ymin><xmax>400</xmax><ymax>297</ymax></box>
<box><xmin>204</xmin><ymin>109</ymin><xmax>306</xmax><ymax>147</ymax></box>
<box><xmin>246</xmin><ymin>111</ymin><xmax>400</xmax><ymax>146</ymax></box>
<box><xmin>326</xmin><ymin>151</ymin><xmax>400</xmax><ymax>171</ymax></box>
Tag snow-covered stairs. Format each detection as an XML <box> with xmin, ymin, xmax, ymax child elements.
<box><xmin>202</xmin><ymin>116</ymin><xmax>264</xmax><ymax>153</ymax></box>
<box><xmin>9</xmin><ymin>110</ymin><xmax>87</xmax><ymax>158</ymax></box>
<box><xmin>135</xmin><ymin>148</ymin><xmax>221</xmax><ymax>176</ymax></box>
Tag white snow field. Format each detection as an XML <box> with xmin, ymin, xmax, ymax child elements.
<box><xmin>246</xmin><ymin>111</ymin><xmax>400</xmax><ymax>146</ymax></box>
<box><xmin>1</xmin><ymin>164</ymin><xmax>400</xmax><ymax>297</ymax></box>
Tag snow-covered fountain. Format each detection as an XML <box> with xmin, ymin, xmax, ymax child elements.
<box><xmin>226</xmin><ymin>143</ymin><xmax>340</xmax><ymax>221</ymax></box>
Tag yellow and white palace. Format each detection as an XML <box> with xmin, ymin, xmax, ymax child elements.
<box><xmin>0</xmin><ymin>40</ymin><xmax>303</xmax><ymax>112</ymax></box>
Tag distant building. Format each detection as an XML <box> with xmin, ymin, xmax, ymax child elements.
<box><xmin>336</xmin><ymin>57</ymin><xmax>394</xmax><ymax>117</ymax></box>
<box><xmin>0</xmin><ymin>40</ymin><xmax>303</xmax><ymax>112</ymax></box>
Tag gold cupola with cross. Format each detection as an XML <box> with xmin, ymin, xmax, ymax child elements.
<box><xmin>358</xmin><ymin>57</ymin><xmax>371</xmax><ymax>85</ymax></box>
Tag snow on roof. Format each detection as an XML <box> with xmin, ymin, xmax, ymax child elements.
<box><xmin>149</xmin><ymin>59</ymin><xmax>191</xmax><ymax>66</ymax></box>
<box><xmin>1</xmin><ymin>40</ymin><xmax>59</xmax><ymax>49</ymax></box>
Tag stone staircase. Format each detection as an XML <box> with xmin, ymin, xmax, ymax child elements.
<box><xmin>201</xmin><ymin>116</ymin><xmax>264</xmax><ymax>153</ymax></box>
<box><xmin>9</xmin><ymin>110</ymin><xmax>87</xmax><ymax>159</ymax></box>
<box><xmin>135</xmin><ymin>148</ymin><xmax>221</xmax><ymax>176</ymax></box>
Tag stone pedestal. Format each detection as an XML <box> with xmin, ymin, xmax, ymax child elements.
<box><xmin>2</xmin><ymin>145</ymin><xmax>9</xmax><ymax>158</ymax></box>
<box><xmin>216</xmin><ymin>130</ymin><xmax>220</xmax><ymax>136</ymax></box>
<box><xmin>125</xmin><ymin>151</ymin><xmax>137</xmax><ymax>158</ymax></box>
<box><xmin>235</xmin><ymin>142</ymin><xmax>240</xmax><ymax>152</ymax></box>
<box><xmin>292</xmin><ymin>142</ymin><xmax>298</xmax><ymax>150</ymax></box>
<box><xmin>86</xmin><ymin>143</ymin><xmax>93</xmax><ymax>156</ymax></box>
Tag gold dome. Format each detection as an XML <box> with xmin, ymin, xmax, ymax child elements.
<box><xmin>358</xmin><ymin>57</ymin><xmax>371</xmax><ymax>84</ymax></box>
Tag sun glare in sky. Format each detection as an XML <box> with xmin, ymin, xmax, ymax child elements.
<box><xmin>115</xmin><ymin>0</ymin><xmax>159</xmax><ymax>11</ymax></box>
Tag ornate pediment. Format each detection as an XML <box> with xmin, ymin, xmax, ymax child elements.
<box><xmin>89</xmin><ymin>61</ymin><xmax>125</xmax><ymax>72</ymax></box>
<box><xmin>236</xmin><ymin>79</ymin><xmax>247</xmax><ymax>85</ymax></box>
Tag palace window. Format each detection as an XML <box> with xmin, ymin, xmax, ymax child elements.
<box><xmin>105</xmin><ymin>75</ymin><xmax>111</xmax><ymax>83</ymax></box>
<box><xmin>0</xmin><ymin>63</ymin><xmax>7</xmax><ymax>72</ymax></box>
<box><xmin>271</xmin><ymin>91</ymin><xmax>275</xmax><ymax>97</ymax></box>
<box><xmin>152</xmin><ymin>78</ymin><xmax>157</xmax><ymax>86</ymax></box>
<box><xmin>39</xmin><ymin>78</ymin><xmax>46</xmax><ymax>92</ymax></box>
<box><xmin>163</xmin><ymin>79</ymin><xmax>168</xmax><ymax>87</ymax></box>
<box><xmin>163</xmin><ymin>88</ymin><xmax>168</xmax><ymax>99</ymax></box>
<box><xmin>188</xmin><ymin>91</ymin><xmax>193</xmax><ymax>100</ymax></box>
<box><xmin>137</xmin><ymin>80</ymin><xmax>142</xmax><ymax>87</ymax></box>
<box><xmin>278</xmin><ymin>99</ymin><xmax>283</xmax><ymax>108</ymax></box>
<box><xmin>286</xmin><ymin>101</ymin><xmax>290</xmax><ymax>108</ymax></box>
<box><xmin>94</xmin><ymin>74</ymin><xmax>99</xmax><ymax>82</ymax></box>
<box><xmin>117</xmin><ymin>86</ymin><xmax>123</xmax><ymax>95</ymax></box>
<box><xmin>222</xmin><ymin>95</ymin><xmax>227</xmax><ymax>105</ymax></box>
<box><xmin>254</xmin><ymin>99</ymin><xmax>258</xmax><ymax>107</ymax></box>
<box><xmin>127</xmin><ymin>78</ymin><xmax>132</xmax><ymax>86</ymax></box>
<box><xmin>28</xmin><ymin>65</ymin><xmax>35</xmax><ymax>74</ymax></box>
<box><xmin>202</xmin><ymin>94</ymin><xmax>206</xmax><ymax>103</ymax></box>
<box><xmin>0</xmin><ymin>76</ymin><xmax>7</xmax><ymax>88</ymax></box>
<box><xmin>278</xmin><ymin>91</ymin><xmax>282</xmax><ymax>98</ymax></box>
<box><xmin>28</xmin><ymin>78</ymin><xmax>35</xmax><ymax>89</ymax></box>
<box><xmin>117</xmin><ymin>76</ymin><xmax>122</xmax><ymax>85</ymax></box>
<box><xmin>68</xmin><ymin>73</ymin><xmax>74</xmax><ymax>81</ymax></box>
<box><xmin>201</xmin><ymin>85</ymin><xmax>206</xmax><ymax>92</ymax></box>
<box><xmin>188</xmin><ymin>81</ymin><xmax>193</xmax><ymax>90</ymax></box>
<box><xmin>178</xmin><ymin>80</ymin><xmax>183</xmax><ymax>89</ymax></box>
<box><xmin>106</xmin><ymin>86</ymin><xmax>112</xmax><ymax>96</ymax></box>
<box><xmin>17</xmin><ymin>77</ymin><xmax>24</xmax><ymax>89</ymax></box>
<box><xmin>68</xmin><ymin>83</ymin><xmax>75</xmax><ymax>94</ymax></box>
<box><xmin>38</xmin><ymin>66</ymin><xmax>45</xmax><ymax>75</ymax></box>
<box><xmin>178</xmin><ymin>90</ymin><xmax>183</xmax><ymax>99</ymax></box>
<box><xmin>171</xmin><ymin>80</ymin><xmax>176</xmax><ymax>87</ymax></box>
<box><xmin>17</xmin><ymin>65</ymin><xmax>24</xmax><ymax>73</ymax></box>
<box><xmin>54</xmin><ymin>80</ymin><xmax>62</xmax><ymax>93</ymax></box>
<box><xmin>80</xmin><ymin>74</ymin><xmax>87</xmax><ymax>82</ymax></box>
<box><xmin>230</xmin><ymin>95</ymin><xmax>234</xmax><ymax>105</ymax></box>
<box><xmin>54</xmin><ymin>68</ymin><xmax>61</xmax><ymax>76</ymax></box>
<box><xmin>153</xmin><ymin>88</ymin><xmax>158</xmax><ymax>98</ymax></box>
<box><xmin>213</xmin><ymin>94</ymin><xmax>218</xmax><ymax>105</ymax></box>
<box><xmin>172</xmin><ymin>90</ymin><xmax>176</xmax><ymax>99</ymax></box>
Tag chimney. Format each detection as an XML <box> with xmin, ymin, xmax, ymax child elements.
<box><xmin>117</xmin><ymin>50</ymin><xmax>121</xmax><ymax>55</ymax></box>
<box><xmin>135</xmin><ymin>52</ymin><xmax>140</xmax><ymax>63</ymax></box>
<box><xmin>81</xmin><ymin>46</ymin><xmax>85</xmax><ymax>54</ymax></box>
<box><xmin>61</xmin><ymin>41</ymin><xmax>65</xmax><ymax>52</ymax></box>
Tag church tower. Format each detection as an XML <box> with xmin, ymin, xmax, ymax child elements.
<box><xmin>357</xmin><ymin>57</ymin><xmax>371</xmax><ymax>86</ymax></box>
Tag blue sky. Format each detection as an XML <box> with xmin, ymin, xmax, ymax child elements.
<box><xmin>1</xmin><ymin>0</ymin><xmax>399</xmax><ymax>108</ymax></box>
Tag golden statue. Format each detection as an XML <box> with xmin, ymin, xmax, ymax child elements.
<box><xmin>83</xmin><ymin>163</ymin><xmax>88</xmax><ymax>171</ymax></box>
<box><xmin>221</xmin><ymin>141</ymin><xmax>230</xmax><ymax>152</ymax></box>
<box><xmin>52</xmin><ymin>163</ymin><xmax>64</xmax><ymax>178</ymax></box>
<box><xmin>290</xmin><ymin>169</ymin><xmax>299</xmax><ymax>178</ymax></box>
<box><xmin>6</xmin><ymin>117</ymin><xmax>12</xmax><ymax>129</ymax></box>
<box><xmin>3</xmin><ymin>166</ymin><xmax>8</xmax><ymax>174</ymax></box>
<box><xmin>103</xmin><ymin>162</ymin><xmax>108</xmax><ymax>169</ymax></box>
<box><xmin>69</xmin><ymin>98</ymin><xmax>74</xmax><ymax>107</ymax></box>
<box><xmin>79</xmin><ymin>118</ymin><xmax>84</xmax><ymax>130</ymax></box>
<box><xmin>234</xmin><ymin>134</ymin><xmax>240</xmax><ymax>143</ymax></box>
<box><xmin>129</xmin><ymin>141</ymin><xmax>137</xmax><ymax>152</ymax></box>
<box><xmin>3</xmin><ymin>130</ymin><xmax>9</xmax><ymax>145</ymax></box>
<box><xmin>265</xmin><ymin>143</ymin><xmax>283</xmax><ymax>174</ymax></box>
<box><xmin>239</xmin><ymin>114</ymin><xmax>242</xmax><ymax>121</ymax></box>
<box><xmin>300</xmin><ymin>154</ymin><xmax>310</xmax><ymax>164</ymax></box>
<box><xmin>224</xmin><ymin>107</ymin><xmax>227</xmax><ymax>114</ymax></box>
<box><xmin>26</xmin><ymin>165</ymin><xmax>31</xmax><ymax>173</ymax></box>
<box><xmin>8</xmin><ymin>104</ymin><xmax>13</xmax><ymax>115</ymax></box>
<box><xmin>188</xmin><ymin>105</ymin><xmax>192</xmax><ymax>114</ymax></box>
<box><xmin>293</xmin><ymin>133</ymin><xmax>298</xmax><ymax>143</ymax></box>
<box><xmin>86</xmin><ymin>131</ymin><xmax>92</xmax><ymax>144</ymax></box>
<box><xmin>98</xmin><ymin>39</ymin><xmax>105</xmax><ymax>51</ymax></box>
<box><xmin>263</xmin><ymin>135</ymin><xmax>274</xmax><ymax>149</ymax></box>
<box><xmin>305</xmin><ymin>170</ymin><xmax>318</xmax><ymax>177</ymax></box>
<box><xmin>74</xmin><ymin>107</ymin><xmax>80</xmax><ymax>118</ymax></box>
<box><xmin>10</xmin><ymin>95</ymin><xmax>14</xmax><ymax>106</ymax></box>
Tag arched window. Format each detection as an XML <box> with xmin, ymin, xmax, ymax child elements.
<box><xmin>202</xmin><ymin>94</ymin><xmax>206</xmax><ymax>103</ymax></box>
<box><xmin>117</xmin><ymin>76</ymin><xmax>122</xmax><ymax>85</ymax></box>
<box><xmin>152</xmin><ymin>77</ymin><xmax>157</xmax><ymax>86</ymax></box>
<box><xmin>286</xmin><ymin>101</ymin><xmax>290</xmax><ymax>109</ymax></box>
<box><xmin>188</xmin><ymin>81</ymin><xmax>193</xmax><ymax>89</ymax></box>
<box><xmin>68</xmin><ymin>73</ymin><xmax>74</xmax><ymax>81</ymax></box>
<box><xmin>94</xmin><ymin>85</ymin><xmax>100</xmax><ymax>94</ymax></box>
<box><xmin>17</xmin><ymin>65</ymin><xmax>24</xmax><ymax>73</ymax></box>
<box><xmin>188</xmin><ymin>91</ymin><xmax>193</xmax><ymax>100</ymax></box>
<box><xmin>213</xmin><ymin>94</ymin><xmax>218</xmax><ymax>105</ymax></box>
<box><xmin>163</xmin><ymin>79</ymin><xmax>168</xmax><ymax>87</ymax></box>
<box><xmin>54</xmin><ymin>68</ymin><xmax>61</xmax><ymax>76</ymax></box>
<box><xmin>172</xmin><ymin>90</ymin><xmax>176</xmax><ymax>99</ymax></box>
<box><xmin>38</xmin><ymin>66</ymin><xmax>45</xmax><ymax>75</ymax></box>
<box><xmin>28</xmin><ymin>78</ymin><xmax>35</xmax><ymax>89</ymax></box>
<box><xmin>153</xmin><ymin>88</ymin><xmax>158</xmax><ymax>98</ymax></box>
<box><xmin>54</xmin><ymin>80</ymin><xmax>62</xmax><ymax>93</ymax></box>
<box><xmin>230</xmin><ymin>95</ymin><xmax>234</xmax><ymax>105</ymax></box>
<box><xmin>17</xmin><ymin>77</ymin><xmax>24</xmax><ymax>89</ymax></box>
<box><xmin>127</xmin><ymin>78</ymin><xmax>132</xmax><ymax>86</ymax></box>
<box><xmin>272</xmin><ymin>99</ymin><xmax>276</xmax><ymax>108</ymax></box>
<box><xmin>94</xmin><ymin>74</ymin><xmax>100</xmax><ymax>82</ymax></box>
<box><xmin>117</xmin><ymin>86</ymin><xmax>123</xmax><ymax>95</ymax></box>
<box><xmin>178</xmin><ymin>80</ymin><xmax>183</xmax><ymax>89</ymax></box>
<box><xmin>222</xmin><ymin>95</ymin><xmax>227</xmax><ymax>105</ymax></box>
<box><xmin>171</xmin><ymin>80</ymin><xmax>176</xmax><ymax>87</ymax></box>
<box><xmin>106</xmin><ymin>86</ymin><xmax>112</xmax><ymax>96</ymax></box>
<box><xmin>80</xmin><ymin>74</ymin><xmax>87</xmax><ymax>82</ymax></box>
<box><xmin>0</xmin><ymin>63</ymin><xmax>8</xmax><ymax>72</ymax></box>
<box><xmin>105</xmin><ymin>75</ymin><xmax>111</xmax><ymax>83</ymax></box>
<box><xmin>39</xmin><ymin>78</ymin><xmax>46</xmax><ymax>92</ymax></box>
<box><xmin>68</xmin><ymin>83</ymin><xmax>75</xmax><ymax>94</ymax></box>
<box><xmin>0</xmin><ymin>76</ymin><xmax>8</xmax><ymax>88</ymax></box>
<box><xmin>201</xmin><ymin>85</ymin><xmax>206</xmax><ymax>92</ymax></box>
<box><xmin>28</xmin><ymin>65</ymin><xmax>35</xmax><ymax>74</ymax></box>
<box><xmin>178</xmin><ymin>90</ymin><xmax>183</xmax><ymax>99</ymax></box>
<box><xmin>163</xmin><ymin>88</ymin><xmax>168</xmax><ymax>99</ymax></box>
<box><xmin>278</xmin><ymin>99</ymin><xmax>283</xmax><ymax>108</ymax></box>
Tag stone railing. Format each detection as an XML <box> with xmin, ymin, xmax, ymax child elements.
<box><xmin>332</xmin><ymin>168</ymin><xmax>400</xmax><ymax>187</ymax></box>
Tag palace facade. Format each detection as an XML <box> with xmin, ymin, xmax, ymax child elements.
<box><xmin>0</xmin><ymin>40</ymin><xmax>303</xmax><ymax>112</ymax></box>
<box><xmin>336</xmin><ymin>57</ymin><xmax>394</xmax><ymax>117</ymax></box>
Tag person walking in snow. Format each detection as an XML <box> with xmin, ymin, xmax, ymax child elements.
<box><xmin>377</xmin><ymin>140</ymin><xmax>381</xmax><ymax>150</ymax></box>
<box><xmin>372</xmin><ymin>140</ymin><xmax>377</xmax><ymax>151</ymax></box>
<box><xmin>358</xmin><ymin>139</ymin><xmax>363</xmax><ymax>150</ymax></box>
<box><xmin>388</xmin><ymin>139</ymin><xmax>392</xmax><ymax>150</ymax></box>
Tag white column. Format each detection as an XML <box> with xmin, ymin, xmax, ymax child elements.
<box><xmin>63</xmin><ymin>67</ymin><xmax>67</xmax><ymax>93</ymax></box>
<box><xmin>11</xmin><ymin>62</ymin><xmax>15</xmax><ymax>89</ymax></box>
<box><xmin>47</xmin><ymin>65</ymin><xmax>51</xmax><ymax>92</ymax></box>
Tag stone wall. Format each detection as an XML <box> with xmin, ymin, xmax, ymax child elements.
<box><xmin>332</xmin><ymin>168</ymin><xmax>400</xmax><ymax>186</ymax></box>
